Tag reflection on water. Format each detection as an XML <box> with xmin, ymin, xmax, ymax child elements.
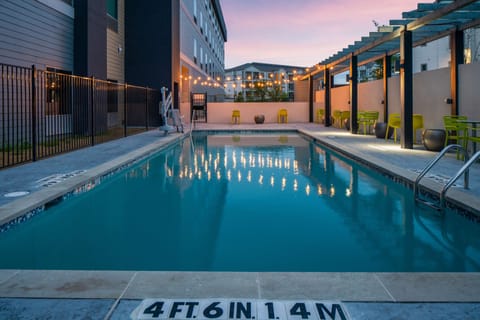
<box><xmin>0</xmin><ymin>133</ymin><xmax>479</xmax><ymax>272</ymax></box>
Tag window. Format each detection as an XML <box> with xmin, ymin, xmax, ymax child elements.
<box><xmin>107</xmin><ymin>0</ymin><xmax>118</xmax><ymax>19</ymax></box>
<box><xmin>45</xmin><ymin>68</ymin><xmax>72</xmax><ymax>115</ymax></box>
<box><xmin>421</xmin><ymin>63</ymin><xmax>428</xmax><ymax>72</ymax></box>
<box><xmin>194</xmin><ymin>38</ymin><xmax>197</xmax><ymax>64</ymax></box>
<box><xmin>107</xmin><ymin>0</ymin><xmax>118</xmax><ymax>32</ymax></box>
<box><xmin>193</xmin><ymin>0</ymin><xmax>197</xmax><ymax>18</ymax></box>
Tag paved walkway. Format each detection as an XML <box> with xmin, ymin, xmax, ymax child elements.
<box><xmin>0</xmin><ymin>123</ymin><xmax>479</xmax><ymax>319</ymax></box>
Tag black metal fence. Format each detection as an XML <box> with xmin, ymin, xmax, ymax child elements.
<box><xmin>0</xmin><ymin>63</ymin><xmax>161</xmax><ymax>169</ymax></box>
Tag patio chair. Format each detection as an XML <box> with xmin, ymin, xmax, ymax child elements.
<box><xmin>316</xmin><ymin>109</ymin><xmax>325</xmax><ymax>124</ymax></box>
<box><xmin>466</xmin><ymin>125</ymin><xmax>480</xmax><ymax>154</ymax></box>
<box><xmin>358</xmin><ymin>111</ymin><xmax>379</xmax><ymax>135</ymax></box>
<box><xmin>385</xmin><ymin>113</ymin><xmax>401</xmax><ymax>143</ymax></box>
<box><xmin>232</xmin><ymin>110</ymin><xmax>240</xmax><ymax>124</ymax></box>
<box><xmin>332</xmin><ymin>110</ymin><xmax>342</xmax><ymax>128</ymax></box>
<box><xmin>341</xmin><ymin>111</ymin><xmax>350</xmax><ymax>129</ymax></box>
<box><xmin>413</xmin><ymin>114</ymin><xmax>424</xmax><ymax>143</ymax></box>
<box><xmin>443</xmin><ymin>115</ymin><xmax>468</xmax><ymax>159</ymax></box>
<box><xmin>278</xmin><ymin>109</ymin><xmax>288</xmax><ymax>123</ymax></box>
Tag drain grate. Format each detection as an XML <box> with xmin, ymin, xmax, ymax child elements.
<box><xmin>35</xmin><ymin>170</ymin><xmax>86</xmax><ymax>188</ymax></box>
<box><xmin>4</xmin><ymin>191</ymin><xmax>30</xmax><ymax>198</ymax></box>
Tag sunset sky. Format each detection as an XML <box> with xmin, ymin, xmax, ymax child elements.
<box><xmin>220</xmin><ymin>0</ymin><xmax>421</xmax><ymax>68</ymax></box>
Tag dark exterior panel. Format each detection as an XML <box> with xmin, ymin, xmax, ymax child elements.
<box><xmin>74</xmin><ymin>0</ymin><xmax>107</xmax><ymax>78</ymax></box>
<box><xmin>125</xmin><ymin>0</ymin><xmax>180</xmax><ymax>92</ymax></box>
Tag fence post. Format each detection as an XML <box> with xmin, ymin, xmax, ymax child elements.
<box><xmin>145</xmin><ymin>87</ymin><xmax>149</xmax><ymax>130</ymax></box>
<box><xmin>124</xmin><ymin>83</ymin><xmax>128</xmax><ymax>137</ymax></box>
<box><xmin>31</xmin><ymin>65</ymin><xmax>37</xmax><ymax>161</ymax></box>
<box><xmin>90</xmin><ymin>76</ymin><xmax>95</xmax><ymax>146</ymax></box>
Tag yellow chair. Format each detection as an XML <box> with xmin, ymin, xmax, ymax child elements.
<box><xmin>278</xmin><ymin>109</ymin><xmax>288</xmax><ymax>123</ymax></box>
<box><xmin>332</xmin><ymin>110</ymin><xmax>342</xmax><ymax>128</ymax></box>
<box><xmin>385</xmin><ymin>113</ymin><xmax>401</xmax><ymax>143</ymax></box>
<box><xmin>316</xmin><ymin>109</ymin><xmax>325</xmax><ymax>124</ymax></box>
<box><xmin>231</xmin><ymin>110</ymin><xmax>240</xmax><ymax>124</ymax></box>
<box><xmin>413</xmin><ymin>114</ymin><xmax>424</xmax><ymax>143</ymax></box>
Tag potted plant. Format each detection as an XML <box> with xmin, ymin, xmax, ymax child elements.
<box><xmin>254</xmin><ymin>114</ymin><xmax>265</xmax><ymax>124</ymax></box>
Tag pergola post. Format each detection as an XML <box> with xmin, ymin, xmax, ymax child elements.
<box><xmin>350</xmin><ymin>54</ymin><xmax>358</xmax><ymax>134</ymax></box>
<box><xmin>450</xmin><ymin>29</ymin><xmax>464</xmax><ymax>115</ymax></box>
<box><xmin>324</xmin><ymin>67</ymin><xmax>332</xmax><ymax>127</ymax></box>
<box><xmin>383</xmin><ymin>54</ymin><xmax>391</xmax><ymax>123</ymax></box>
<box><xmin>308</xmin><ymin>75</ymin><xmax>314</xmax><ymax>122</ymax></box>
<box><xmin>400</xmin><ymin>29</ymin><xmax>413</xmax><ymax>149</ymax></box>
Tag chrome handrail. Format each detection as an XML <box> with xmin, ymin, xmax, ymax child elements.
<box><xmin>414</xmin><ymin>144</ymin><xmax>469</xmax><ymax>209</ymax></box>
<box><xmin>439</xmin><ymin>151</ymin><xmax>480</xmax><ymax>209</ymax></box>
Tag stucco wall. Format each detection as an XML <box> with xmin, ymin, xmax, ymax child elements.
<box><xmin>459</xmin><ymin>62</ymin><xmax>480</xmax><ymax>118</ymax></box>
<box><xmin>331</xmin><ymin>85</ymin><xmax>350</xmax><ymax>112</ymax></box>
<box><xmin>180</xmin><ymin>102</ymin><xmax>309</xmax><ymax>124</ymax></box>
<box><xmin>412</xmin><ymin>67</ymin><xmax>451</xmax><ymax>130</ymax></box>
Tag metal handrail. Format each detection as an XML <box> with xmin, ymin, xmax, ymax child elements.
<box><xmin>439</xmin><ymin>150</ymin><xmax>480</xmax><ymax>208</ymax></box>
<box><xmin>414</xmin><ymin>144</ymin><xmax>469</xmax><ymax>208</ymax></box>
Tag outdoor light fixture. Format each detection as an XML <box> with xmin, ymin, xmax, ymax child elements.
<box><xmin>444</xmin><ymin>98</ymin><xmax>453</xmax><ymax>104</ymax></box>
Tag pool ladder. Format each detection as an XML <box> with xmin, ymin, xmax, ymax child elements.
<box><xmin>414</xmin><ymin>144</ymin><xmax>480</xmax><ymax>211</ymax></box>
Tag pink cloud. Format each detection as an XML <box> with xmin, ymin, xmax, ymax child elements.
<box><xmin>221</xmin><ymin>0</ymin><xmax>420</xmax><ymax>68</ymax></box>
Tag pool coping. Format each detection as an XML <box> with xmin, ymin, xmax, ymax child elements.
<box><xmin>0</xmin><ymin>127</ymin><xmax>479</xmax><ymax>309</ymax></box>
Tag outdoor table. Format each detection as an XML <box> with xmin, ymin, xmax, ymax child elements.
<box><xmin>457</xmin><ymin>120</ymin><xmax>480</xmax><ymax>153</ymax></box>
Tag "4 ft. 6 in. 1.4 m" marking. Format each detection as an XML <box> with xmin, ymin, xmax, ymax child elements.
<box><xmin>132</xmin><ymin>299</ymin><xmax>349</xmax><ymax>320</ymax></box>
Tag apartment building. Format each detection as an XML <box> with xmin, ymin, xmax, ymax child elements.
<box><xmin>179</xmin><ymin>0</ymin><xmax>227</xmax><ymax>102</ymax></box>
<box><xmin>224</xmin><ymin>63</ymin><xmax>305</xmax><ymax>102</ymax></box>
<box><xmin>0</xmin><ymin>0</ymin><xmax>227</xmax><ymax>105</ymax></box>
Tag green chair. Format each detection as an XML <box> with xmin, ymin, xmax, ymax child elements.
<box><xmin>385</xmin><ymin>113</ymin><xmax>401</xmax><ymax>143</ymax></box>
<box><xmin>340</xmin><ymin>111</ymin><xmax>350</xmax><ymax>129</ymax></box>
<box><xmin>466</xmin><ymin>125</ymin><xmax>480</xmax><ymax>154</ymax></box>
<box><xmin>358</xmin><ymin>111</ymin><xmax>379</xmax><ymax>135</ymax></box>
<box><xmin>332</xmin><ymin>110</ymin><xmax>342</xmax><ymax>128</ymax></box>
<box><xmin>316</xmin><ymin>109</ymin><xmax>325</xmax><ymax>124</ymax></box>
<box><xmin>443</xmin><ymin>115</ymin><xmax>468</xmax><ymax>159</ymax></box>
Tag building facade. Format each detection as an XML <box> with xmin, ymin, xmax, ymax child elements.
<box><xmin>224</xmin><ymin>63</ymin><xmax>305</xmax><ymax>102</ymax></box>
<box><xmin>0</xmin><ymin>0</ymin><xmax>227</xmax><ymax>106</ymax></box>
<box><xmin>179</xmin><ymin>0</ymin><xmax>227</xmax><ymax>102</ymax></box>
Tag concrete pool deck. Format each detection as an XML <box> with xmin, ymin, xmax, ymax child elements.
<box><xmin>0</xmin><ymin>123</ymin><xmax>480</xmax><ymax>319</ymax></box>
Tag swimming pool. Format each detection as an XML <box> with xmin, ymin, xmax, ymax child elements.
<box><xmin>0</xmin><ymin>132</ymin><xmax>479</xmax><ymax>272</ymax></box>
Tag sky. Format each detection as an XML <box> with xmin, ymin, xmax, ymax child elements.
<box><xmin>220</xmin><ymin>0</ymin><xmax>421</xmax><ymax>69</ymax></box>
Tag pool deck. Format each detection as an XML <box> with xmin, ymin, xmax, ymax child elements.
<box><xmin>1</xmin><ymin>123</ymin><xmax>480</xmax><ymax>319</ymax></box>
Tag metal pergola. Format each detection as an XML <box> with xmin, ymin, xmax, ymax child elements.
<box><xmin>302</xmin><ymin>0</ymin><xmax>480</xmax><ymax>149</ymax></box>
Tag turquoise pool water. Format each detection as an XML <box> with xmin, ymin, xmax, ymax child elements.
<box><xmin>0</xmin><ymin>132</ymin><xmax>479</xmax><ymax>271</ymax></box>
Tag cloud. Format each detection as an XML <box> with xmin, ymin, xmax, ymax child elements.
<box><xmin>221</xmin><ymin>0</ymin><xmax>419</xmax><ymax>67</ymax></box>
